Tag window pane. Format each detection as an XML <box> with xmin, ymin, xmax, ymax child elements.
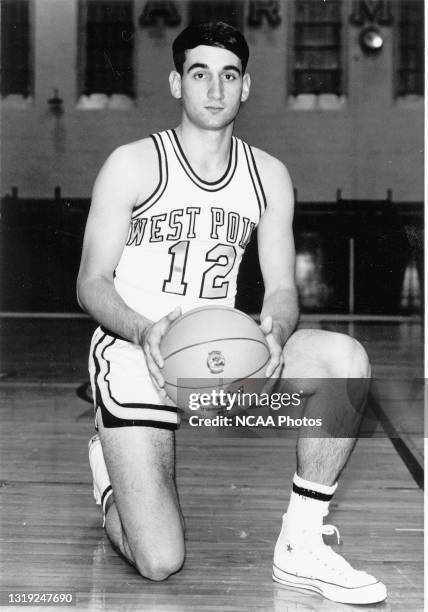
<box><xmin>189</xmin><ymin>1</ymin><xmax>244</xmax><ymax>29</ymax></box>
<box><xmin>397</xmin><ymin>0</ymin><xmax>423</xmax><ymax>95</ymax></box>
<box><xmin>295</xmin><ymin>24</ymin><xmax>341</xmax><ymax>47</ymax></box>
<box><xmin>295</xmin><ymin>48</ymin><xmax>341</xmax><ymax>69</ymax></box>
<box><xmin>83</xmin><ymin>0</ymin><xmax>134</xmax><ymax>97</ymax></box>
<box><xmin>295</xmin><ymin>0</ymin><xmax>341</xmax><ymax>23</ymax></box>
<box><xmin>1</xmin><ymin>0</ymin><xmax>31</xmax><ymax>97</ymax></box>
<box><xmin>291</xmin><ymin>0</ymin><xmax>343</xmax><ymax>95</ymax></box>
<box><xmin>293</xmin><ymin>70</ymin><xmax>342</xmax><ymax>95</ymax></box>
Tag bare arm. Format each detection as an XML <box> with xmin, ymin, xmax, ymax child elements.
<box><xmin>77</xmin><ymin>141</ymin><xmax>179</xmax><ymax>391</ymax></box>
<box><xmin>77</xmin><ymin>144</ymin><xmax>150</xmax><ymax>342</ymax></box>
<box><xmin>254</xmin><ymin>151</ymin><xmax>299</xmax><ymax>375</ymax></box>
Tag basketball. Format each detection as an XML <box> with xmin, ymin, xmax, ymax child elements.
<box><xmin>160</xmin><ymin>305</ymin><xmax>270</xmax><ymax>416</ymax></box>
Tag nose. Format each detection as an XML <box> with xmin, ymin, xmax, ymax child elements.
<box><xmin>207</xmin><ymin>76</ymin><xmax>223</xmax><ymax>101</ymax></box>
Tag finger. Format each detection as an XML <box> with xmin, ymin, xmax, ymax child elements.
<box><xmin>260</xmin><ymin>315</ymin><xmax>273</xmax><ymax>335</ymax></box>
<box><xmin>149</xmin><ymin>371</ymin><xmax>167</xmax><ymax>398</ymax></box>
<box><xmin>271</xmin><ymin>359</ymin><xmax>284</xmax><ymax>379</ymax></box>
<box><xmin>264</xmin><ymin>333</ymin><xmax>282</xmax><ymax>376</ymax></box>
<box><xmin>167</xmin><ymin>306</ymin><xmax>182</xmax><ymax>322</ymax></box>
<box><xmin>152</xmin><ymin>307</ymin><xmax>182</xmax><ymax>368</ymax></box>
<box><xmin>150</xmin><ymin>335</ymin><xmax>165</xmax><ymax>369</ymax></box>
<box><xmin>261</xmin><ymin>376</ymin><xmax>278</xmax><ymax>396</ymax></box>
<box><xmin>145</xmin><ymin>349</ymin><xmax>165</xmax><ymax>388</ymax></box>
<box><xmin>266</xmin><ymin>359</ymin><xmax>279</xmax><ymax>378</ymax></box>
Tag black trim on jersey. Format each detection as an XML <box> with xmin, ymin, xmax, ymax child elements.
<box><xmin>171</xmin><ymin>128</ymin><xmax>232</xmax><ymax>185</ymax></box>
<box><xmin>243</xmin><ymin>142</ymin><xmax>264</xmax><ymax>218</ymax></box>
<box><xmin>132</xmin><ymin>134</ymin><xmax>169</xmax><ymax>217</ymax></box>
<box><xmin>97</xmin><ymin>402</ymin><xmax>179</xmax><ymax>430</ymax></box>
<box><xmin>248</xmin><ymin>145</ymin><xmax>267</xmax><ymax>213</ymax></box>
<box><xmin>167</xmin><ymin>130</ymin><xmax>238</xmax><ymax>192</ymax></box>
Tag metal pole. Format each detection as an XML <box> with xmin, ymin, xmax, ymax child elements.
<box><xmin>349</xmin><ymin>237</ymin><xmax>355</xmax><ymax>315</ymax></box>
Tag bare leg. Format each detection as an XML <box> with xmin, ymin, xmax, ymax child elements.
<box><xmin>98</xmin><ymin>417</ymin><xmax>185</xmax><ymax>581</ymax></box>
<box><xmin>272</xmin><ymin>330</ymin><xmax>386</xmax><ymax>604</ymax></box>
<box><xmin>281</xmin><ymin>329</ymin><xmax>370</xmax><ymax>485</ymax></box>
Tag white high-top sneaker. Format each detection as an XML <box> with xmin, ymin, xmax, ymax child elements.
<box><xmin>272</xmin><ymin>514</ymin><xmax>387</xmax><ymax>605</ymax></box>
<box><xmin>88</xmin><ymin>434</ymin><xmax>112</xmax><ymax>525</ymax></box>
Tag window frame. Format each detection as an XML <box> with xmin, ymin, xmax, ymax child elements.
<box><xmin>77</xmin><ymin>0</ymin><xmax>135</xmax><ymax>104</ymax></box>
<box><xmin>1</xmin><ymin>0</ymin><xmax>34</xmax><ymax>100</ymax></box>
<box><xmin>287</xmin><ymin>0</ymin><xmax>348</xmax><ymax>99</ymax></box>
<box><xmin>393</xmin><ymin>0</ymin><xmax>424</xmax><ymax>98</ymax></box>
<box><xmin>187</xmin><ymin>0</ymin><xmax>245</xmax><ymax>30</ymax></box>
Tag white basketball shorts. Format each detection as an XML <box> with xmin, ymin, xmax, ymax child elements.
<box><xmin>89</xmin><ymin>326</ymin><xmax>180</xmax><ymax>430</ymax></box>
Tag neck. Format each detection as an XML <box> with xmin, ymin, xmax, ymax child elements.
<box><xmin>175</xmin><ymin>119</ymin><xmax>234</xmax><ymax>180</ymax></box>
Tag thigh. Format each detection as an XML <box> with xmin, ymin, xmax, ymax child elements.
<box><xmin>98</xmin><ymin>414</ymin><xmax>184</xmax><ymax>563</ymax></box>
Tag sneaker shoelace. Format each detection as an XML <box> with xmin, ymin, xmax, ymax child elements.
<box><xmin>310</xmin><ymin>525</ymin><xmax>363</xmax><ymax>578</ymax></box>
<box><xmin>322</xmin><ymin>524</ymin><xmax>341</xmax><ymax>544</ymax></box>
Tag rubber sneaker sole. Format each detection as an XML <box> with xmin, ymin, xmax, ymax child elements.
<box><xmin>272</xmin><ymin>564</ymin><xmax>387</xmax><ymax>605</ymax></box>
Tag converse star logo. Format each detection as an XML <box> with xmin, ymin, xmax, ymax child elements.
<box><xmin>286</xmin><ymin>543</ymin><xmax>293</xmax><ymax>552</ymax></box>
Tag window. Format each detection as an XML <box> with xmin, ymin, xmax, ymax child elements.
<box><xmin>291</xmin><ymin>0</ymin><xmax>344</xmax><ymax>96</ymax></box>
<box><xmin>79</xmin><ymin>0</ymin><xmax>135</xmax><ymax>100</ymax></box>
<box><xmin>189</xmin><ymin>1</ymin><xmax>244</xmax><ymax>30</ymax></box>
<box><xmin>396</xmin><ymin>0</ymin><xmax>423</xmax><ymax>96</ymax></box>
<box><xmin>1</xmin><ymin>0</ymin><xmax>31</xmax><ymax>98</ymax></box>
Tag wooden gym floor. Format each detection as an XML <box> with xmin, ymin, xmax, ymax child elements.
<box><xmin>0</xmin><ymin>317</ymin><xmax>424</xmax><ymax>611</ymax></box>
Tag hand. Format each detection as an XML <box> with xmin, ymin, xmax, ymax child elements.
<box><xmin>260</xmin><ymin>315</ymin><xmax>284</xmax><ymax>379</ymax></box>
<box><xmin>140</xmin><ymin>306</ymin><xmax>182</xmax><ymax>399</ymax></box>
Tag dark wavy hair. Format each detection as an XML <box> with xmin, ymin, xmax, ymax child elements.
<box><xmin>172</xmin><ymin>22</ymin><xmax>249</xmax><ymax>74</ymax></box>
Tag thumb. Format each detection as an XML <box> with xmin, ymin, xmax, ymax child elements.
<box><xmin>260</xmin><ymin>315</ymin><xmax>273</xmax><ymax>335</ymax></box>
<box><xmin>167</xmin><ymin>306</ymin><xmax>182</xmax><ymax>322</ymax></box>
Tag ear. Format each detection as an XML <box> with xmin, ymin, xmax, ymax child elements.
<box><xmin>169</xmin><ymin>70</ymin><xmax>182</xmax><ymax>99</ymax></box>
<box><xmin>241</xmin><ymin>72</ymin><xmax>251</xmax><ymax>102</ymax></box>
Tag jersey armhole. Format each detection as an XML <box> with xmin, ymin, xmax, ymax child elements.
<box><xmin>242</xmin><ymin>142</ymin><xmax>267</xmax><ymax>217</ymax></box>
<box><xmin>132</xmin><ymin>133</ymin><xmax>169</xmax><ymax>218</ymax></box>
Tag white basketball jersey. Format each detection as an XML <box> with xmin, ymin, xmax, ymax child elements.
<box><xmin>114</xmin><ymin>129</ymin><xmax>266</xmax><ymax>320</ymax></box>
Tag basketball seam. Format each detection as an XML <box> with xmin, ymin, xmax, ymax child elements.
<box><xmin>166</xmin><ymin>306</ymin><xmax>258</xmax><ymax>332</ymax></box>
<box><xmin>162</xmin><ymin>337</ymin><xmax>269</xmax><ymax>362</ymax></box>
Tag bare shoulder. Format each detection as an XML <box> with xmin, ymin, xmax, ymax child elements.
<box><xmin>106</xmin><ymin>138</ymin><xmax>158</xmax><ymax>176</ymax></box>
<box><xmin>251</xmin><ymin>146</ymin><xmax>294</xmax><ymax>209</ymax></box>
<box><xmin>96</xmin><ymin>136</ymin><xmax>159</xmax><ymax>203</ymax></box>
<box><xmin>251</xmin><ymin>146</ymin><xmax>292</xmax><ymax>186</ymax></box>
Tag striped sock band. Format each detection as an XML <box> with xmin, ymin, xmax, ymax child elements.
<box><xmin>293</xmin><ymin>473</ymin><xmax>337</xmax><ymax>501</ymax></box>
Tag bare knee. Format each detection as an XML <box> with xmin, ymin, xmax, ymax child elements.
<box><xmin>334</xmin><ymin>335</ymin><xmax>370</xmax><ymax>378</ymax></box>
<box><xmin>284</xmin><ymin>330</ymin><xmax>370</xmax><ymax>378</ymax></box>
<box><xmin>134</xmin><ymin>543</ymin><xmax>185</xmax><ymax>581</ymax></box>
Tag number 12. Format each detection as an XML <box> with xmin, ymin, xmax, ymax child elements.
<box><xmin>163</xmin><ymin>240</ymin><xmax>237</xmax><ymax>299</ymax></box>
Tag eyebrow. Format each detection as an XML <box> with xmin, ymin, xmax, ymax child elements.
<box><xmin>186</xmin><ymin>62</ymin><xmax>242</xmax><ymax>75</ymax></box>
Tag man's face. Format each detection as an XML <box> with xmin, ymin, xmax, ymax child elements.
<box><xmin>169</xmin><ymin>45</ymin><xmax>251</xmax><ymax>130</ymax></box>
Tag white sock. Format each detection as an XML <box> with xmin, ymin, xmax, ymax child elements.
<box><xmin>281</xmin><ymin>473</ymin><xmax>337</xmax><ymax>544</ymax></box>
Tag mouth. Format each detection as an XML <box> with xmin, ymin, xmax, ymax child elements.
<box><xmin>205</xmin><ymin>106</ymin><xmax>225</xmax><ymax>113</ymax></box>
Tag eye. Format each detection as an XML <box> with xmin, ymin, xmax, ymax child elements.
<box><xmin>193</xmin><ymin>72</ymin><xmax>206</xmax><ymax>80</ymax></box>
<box><xmin>222</xmin><ymin>73</ymin><xmax>237</xmax><ymax>81</ymax></box>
